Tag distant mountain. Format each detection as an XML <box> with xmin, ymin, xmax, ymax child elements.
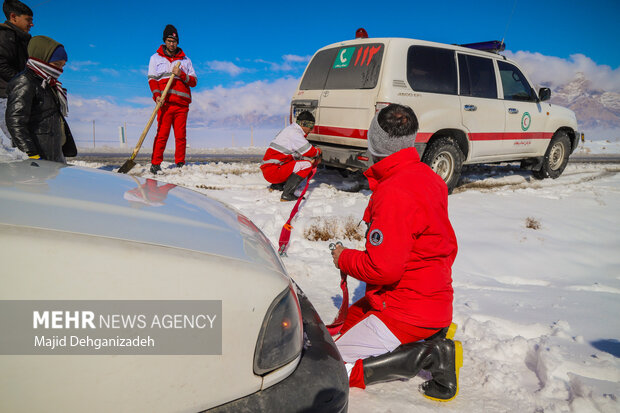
<box><xmin>549</xmin><ymin>72</ymin><xmax>620</xmax><ymax>135</ymax></box>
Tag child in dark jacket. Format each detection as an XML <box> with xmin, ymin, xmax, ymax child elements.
<box><xmin>5</xmin><ymin>35</ymin><xmax>76</xmax><ymax>162</ymax></box>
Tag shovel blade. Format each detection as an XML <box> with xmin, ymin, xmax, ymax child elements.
<box><xmin>117</xmin><ymin>158</ymin><xmax>136</xmax><ymax>174</ymax></box>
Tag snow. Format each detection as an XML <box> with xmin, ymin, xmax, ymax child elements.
<box><xmin>574</xmin><ymin>138</ymin><xmax>620</xmax><ymax>155</ymax></box>
<box><xmin>2</xmin><ymin>137</ymin><xmax>619</xmax><ymax>412</ymax></box>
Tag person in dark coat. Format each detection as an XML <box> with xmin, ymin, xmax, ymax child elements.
<box><xmin>5</xmin><ymin>35</ymin><xmax>76</xmax><ymax>162</ymax></box>
<box><xmin>0</xmin><ymin>0</ymin><xmax>33</xmax><ymax>144</ymax></box>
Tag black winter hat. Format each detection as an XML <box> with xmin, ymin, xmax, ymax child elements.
<box><xmin>163</xmin><ymin>24</ymin><xmax>179</xmax><ymax>43</ymax></box>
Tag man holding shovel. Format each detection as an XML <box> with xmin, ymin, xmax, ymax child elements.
<box><xmin>148</xmin><ymin>24</ymin><xmax>196</xmax><ymax>174</ymax></box>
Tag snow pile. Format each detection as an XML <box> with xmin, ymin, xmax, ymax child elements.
<box><xmin>65</xmin><ymin>156</ymin><xmax>620</xmax><ymax>413</ymax></box>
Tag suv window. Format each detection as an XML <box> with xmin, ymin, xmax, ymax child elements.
<box><xmin>407</xmin><ymin>46</ymin><xmax>457</xmax><ymax>95</ymax></box>
<box><xmin>458</xmin><ymin>54</ymin><xmax>497</xmax><ymax>99</ymax></box>
<box><xmin>299</xmin><ymin>44</ymin><xmax>384</xmax><ymax>90</ymax></box>
<box><xmin>498</xmin><ymin>61</ymin><xmax>536</xmax><ymax>101</ymax></box>
<box><xmin>299</xmin><ymin>48</ymin><xmax>339</xmax><ymax>90</ymax></box>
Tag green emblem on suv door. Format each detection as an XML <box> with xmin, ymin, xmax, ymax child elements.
<box><xmin>333</xmin><ymin>47</ymin><xmax>356</xmax><ymax>69</ymax></box>
<box><xmin>521</xmin><ymin>112</ymin><xmax>532</xmax><ymax>131</ymax></box>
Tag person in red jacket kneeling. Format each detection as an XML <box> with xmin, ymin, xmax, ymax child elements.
<box><xmin>260</xmin><ymin>110</ymin><xmax>321</xmax><ymax>201</ymax></box>
<box><xmin>330</xmin><ymin>104</ymin><xmax>462</xmax><ymax>401</ymax></box>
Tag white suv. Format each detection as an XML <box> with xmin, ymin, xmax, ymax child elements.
<box><xmin>291</xmin><ymin>35</ymin><xmax>580</xmax><ymax>191</ymax></box>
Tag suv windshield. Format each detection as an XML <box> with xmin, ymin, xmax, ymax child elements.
<box><xmin>299</xmin><ymin>44</ymin><xmax>384</xmax><ymax>90</ymax></box>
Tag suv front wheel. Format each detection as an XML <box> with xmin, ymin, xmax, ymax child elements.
<box><xmin>532</xmin><ymin>131</ymin><xmax>571</xmax><ymax>180</ymax></box>
<box><xmin>421</xmin><ymin>137</ymin><xmax>464</xmax><ymax>193</ymax></box>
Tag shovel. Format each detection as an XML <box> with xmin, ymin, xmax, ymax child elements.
<box><xmin>118</xmin><ymin>61</ymin><xmax>181</xmax><ymax>174</ymax></box>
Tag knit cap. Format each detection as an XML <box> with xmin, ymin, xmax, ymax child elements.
<box><xmin>367</xmin><ymin>109</ymin><xmax>417</xmax><ymax>157</ymax></box>
<box><xmin>163</xmin><ymin>24</ymin><xmax>179</xmax><ymax>43</ymax></box>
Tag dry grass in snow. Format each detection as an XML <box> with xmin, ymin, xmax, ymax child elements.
<box><xmin>304</xmin><ymin>216</ymin><xmax>365</xmax><ymax>242</ymax></box>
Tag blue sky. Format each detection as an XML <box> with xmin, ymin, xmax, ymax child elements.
<box><xmin>24</xmin><ymin>0</ymin><xmax>620</xmax><ymax>147</ymax></box>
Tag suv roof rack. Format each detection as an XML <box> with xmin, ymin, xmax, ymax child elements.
<box><xmin>458</xmin><ymin>40</ymin><xmax>506</xmax><ymax>54</ymax></box>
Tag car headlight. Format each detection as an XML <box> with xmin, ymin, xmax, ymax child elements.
<box><xmin>254</xmin><ymin>285</ymin><xmax>303</xmax><ymax>375</ymax></box>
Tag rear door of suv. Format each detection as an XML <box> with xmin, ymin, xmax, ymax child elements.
<box><xmin>313</xmin><ymin>42</ymin><xmax>385</xmax><ymax>148</ymax></box>
<box><xmin>291</xmin><ymin>48</ymin><xmax>337</xmax><ymax>134</ymax></box>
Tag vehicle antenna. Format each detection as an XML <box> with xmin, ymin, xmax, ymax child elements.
<box><xmin>501</xmin><ymin>0</ymin><xmax>518</xmax><ymax>50</ymax></box>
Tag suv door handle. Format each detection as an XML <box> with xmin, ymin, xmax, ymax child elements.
<box><xmin>464</xmin><ymin>105</ymin><xmax>477</xmax><ymax>111</ymax></box>
<box><xmin>508</xmin><ymin>108</ymin><xmax>519</xmax><ymax>114</ymax></box>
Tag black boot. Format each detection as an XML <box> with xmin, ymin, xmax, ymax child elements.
<box><xmin>268</xmin><ymin>182</ymin><xmax>285</xmax><ymax>192</ymax></box>
<box><xmin>280</xmin><ymin>173</ymin><xmax>304</xmax><ymax>202</ymax></box>
<box><xmin>420</xmin><ymin>338</ymin><xmax>462</xmax><ymax>401</ymax></box>
<box><xmin>150</xmin><ymin>164</ymin><xmax>161</xmax><ymax>174</ymax></box>
<box><xmin>362</xmin><ymin>338</ymin><xmax>462</xmax><ymax>401</ymax></box>
<box><xmin>363</xmin><ymin>341</ymin><xmax>434</xmax><ymax>386</ymax></box>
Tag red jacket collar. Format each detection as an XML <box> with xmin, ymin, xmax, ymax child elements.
<box><xmin>156</xmin><ymin>45</ymin><xmax>186</xmax><ymax>61</ymax></box>
<box><xmin>364</xmin><ymin>147</ymin><xmax>421</xmax><ymax>191</ymax></box>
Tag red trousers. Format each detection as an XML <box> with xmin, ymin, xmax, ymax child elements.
<box><xmin>260</xmin><ymin>160</ymin><xmax>313</xmax><ymax>184</ymax></box>
<box><xmin>151</xmin><ymin>103</ymin><xmax>189</xmax><ymax>165</ymax></box>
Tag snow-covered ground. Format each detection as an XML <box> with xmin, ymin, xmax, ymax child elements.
<box><xmin>573</xmin><ymin>138</ymin><xmax>620</xmax><ymax>155</ymax></box>
<box><xmin>2</xmin><ymin>137</ymin><xmax>619</xmax><ymax>412</ymax></box>
<box><xmin>67</xmin><ymin>157</ymin><xmax>619</xmax><ymax>412</ymax></box>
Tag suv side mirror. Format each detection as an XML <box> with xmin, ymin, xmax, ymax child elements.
<box><xmin>538</xmin><ymin>87</ymin><xmax>551</xmax><ymax>102</ymax></box>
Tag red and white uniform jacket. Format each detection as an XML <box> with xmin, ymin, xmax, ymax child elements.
<box><xmin>148</xmin><ymin>46</ymin><xmax>196</xmax><ymax>107</ymax></box>
<box><xmin>338</xmin><ymin>147</ymin><xmax>458</xmax><ymax>329</ymax></box>
<box><xmin>260</xmin><ymin>123</ymin><xmax>320</xmax><ymax>169</ymax></box>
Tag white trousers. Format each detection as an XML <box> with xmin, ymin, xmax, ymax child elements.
<box><xmin>335</xmin><ymin>314</ymin><xmax>402</xmax><ymax>364</ymax></box>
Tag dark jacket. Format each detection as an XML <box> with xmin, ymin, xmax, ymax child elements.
<box><xmin>0</xmin><ymin>21</ymin><xmax>31</xmax><ymax>98</ymax></box>
<box><xmin>5</xmin><ymin>69</ymin><xmax>77</xmax><ymax>162</ymax></box>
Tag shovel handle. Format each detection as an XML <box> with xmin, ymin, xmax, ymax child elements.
<box><xmin>129</xmin><ymin>61</ymin><xmax>181</xmax><ymax>160</ymax></box>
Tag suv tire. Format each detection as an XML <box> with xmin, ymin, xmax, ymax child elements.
<box><xmin>532</xmin><ymin>131</ymin><xmax>571</xmax><ymax>180</ymax></box>
<box><xmin>421</xmin><ymin>137</ymin><xmax>464</xmax><ymax>193</ymax></box>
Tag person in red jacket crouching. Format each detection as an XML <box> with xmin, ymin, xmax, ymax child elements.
<box><xmin>148</xmin><ymin>24</ymin><xmax>197</xmax><ymax>174</ymax></box>
<box><xmin>330</xmin><ymin>103</ymin><xmax>462</xmax><ymax>401</ymax></box>
<box><xmin>260</xmin><ymin>110</ymin><xmax>321</xmax><ymax>201</ymax></box>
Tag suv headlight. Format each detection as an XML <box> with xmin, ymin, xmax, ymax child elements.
<box><xmin>254</xmin><ymin>285</ymin><xmax>303</xmax><ymax>375</ymax></box>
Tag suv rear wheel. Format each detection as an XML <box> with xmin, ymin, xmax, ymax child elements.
<box><xmin>532</xmin><ymin>131</ymin><xmax>571</xmax><ymax>180</ymax></box>
<box><xmin>421</xmin><ymin>137</ymin><xmax>464</xmax><ymax>193</ymax></box>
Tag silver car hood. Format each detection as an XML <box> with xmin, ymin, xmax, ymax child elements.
<box><xmin>0</xmin><ymin>159</ymin><xmax>285</xmax><ymax>274</ymax></box>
